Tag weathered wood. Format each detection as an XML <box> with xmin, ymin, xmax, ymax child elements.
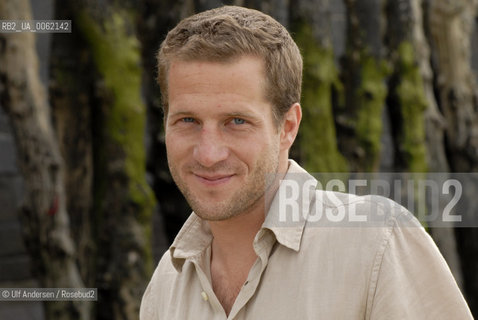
<box><xmin>427</xmin><ymin>0</ymin><xmax>478</xmax><ymax>314</ymax></box>
<box><xmin>291</xmin><ymin>0</ymin><xmax>348</xmax><ymax>171</ymax></box>
<box><xmin>0</xmin><ymin>0</ymin><xmax>89</xmax><ymax>319</ymax></box>
<box><xmin>338</xmin><ymin>0</ymin><xmax>389</xmax><ymax>171</ymax></box>
<box><xmin>72</xmin><ymin>1</ymin><xmax>156</xmax><ymax>319</ymax></box>
<box><xmin>428</xmin><ymin>0</ymin><xmax>478</xmax><ymax>171</ymax></box>
<box><xmin>407</xmin><ymin>0</ymin><xmax>463</xmax><ymax>288</ymax></box>
<box><xmin>384</xmin><ymin>0</ymin><xmax>427</xmax><ymax>172</ymax></box>
<box><xmin>383</xmin><ymin>0</ymin><xmax>464</xmax><ymax>289</ymax></box>
<box><xmin>50</xmin><ymin>0</ymin><xmax>96</xmax><ymax>288</ymax></box>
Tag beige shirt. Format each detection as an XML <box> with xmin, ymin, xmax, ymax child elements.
<box><xmin>140</xmin><ymin>160</ymin><xmax>472</xmax><ymax>319</ymax></box>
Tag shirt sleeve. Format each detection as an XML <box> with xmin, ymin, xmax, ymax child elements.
<box><xmin>367</xmin><ymin>221</ymin><xmax>473</xmax><ymax>319</ymax></box>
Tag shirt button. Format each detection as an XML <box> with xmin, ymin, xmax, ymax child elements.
<box><xmin>201</xmin><ymin>291</ymin><xmax>209</xmax><ymax>301</ymax></box>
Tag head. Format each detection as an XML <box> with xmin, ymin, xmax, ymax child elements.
<box><xmin>157</xmin><ymin>5</ymin><xmax>303</xmax><ymax>126</ymax></box>
<box><xmin>160</xmin><ymin>6</ymin><xmax>303</xmax><ymax>221</ymax></box>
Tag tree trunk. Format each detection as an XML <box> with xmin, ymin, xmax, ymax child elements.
<box><xmin>426</xmin><ymin>0</ymin><xmax>478</xmax><ymax>314</ymax></box>
<box><xmin>0</xmin><ymin>0</ymin><xmax>89</xmax><ymax>319</ymax></box>
<box><xmin>291</xmin><ymin>0</ymin><xmax>349</xmax><ymax>172</ymax></box>
<box><xmin>71</xmin><ymin>1</ymin><xmax>156</xmax><ymax>319</ymax></box>
<box><xmin>383</xmin><ymin>0</ymin><xmax>464</xmax><ymax>287</ymax></box>
<box><xmin>338</xmin><ymin>0</ymin><xmax>389</xmax><ymax>171</ymax></box>
<box><xmin>384</xmin><ymin>0</ymin><xmax>428</xmax><ymax>172</ymax></box>
<box><xmin>50</xmin><ymin>0</ymin><xmax>96</xmax><ymax>289</ymax></box>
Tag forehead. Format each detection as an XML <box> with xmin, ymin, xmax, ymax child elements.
<box><xmin>166</xmin><ymin>56</ymin><xmax>278</xmax><ymax>124</ymax></box>
<box><xmin>169</xmin><ymin>54</ymin><xmax>265</xmax><ymax>80</ymax></box>
<box><xmin>167</xmin><ymin>55</ymin><xmax>268</xmax><ymax>104</ymax></box>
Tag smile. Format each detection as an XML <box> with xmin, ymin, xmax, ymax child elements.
<box><xmin>193</xmin><ymin>173</ymin><xmax>235</xmax><ymax>186</ymax></box>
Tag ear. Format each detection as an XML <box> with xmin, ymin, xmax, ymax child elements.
<box><xmin>280</xmin><ymin>103</ymin><xmax>302</xmax><ymax>151</ymax></box>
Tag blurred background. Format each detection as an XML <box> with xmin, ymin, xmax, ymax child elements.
<box><xmin>0</xmin><ymin>0</ymin><xmax>477</xmax><ymax>319</ymax></box>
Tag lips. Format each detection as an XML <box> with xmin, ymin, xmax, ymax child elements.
<box><xmin>193</xmin><ymin>173</ymin><xmax>235</xmax><ymax>186</ymax></box>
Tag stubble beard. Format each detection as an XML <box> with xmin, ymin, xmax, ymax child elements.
<box><xmin>169</xmin><ymin>149</ymin><xmax>280</xmax><ymax>221</ymax></box>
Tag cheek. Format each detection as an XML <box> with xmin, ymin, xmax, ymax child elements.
<box><xmin>165</xmin><ymin>134</ymin><xmax>186</xmax><ymax>164</ymax></box>
<box><xmin>233</xmin><ymin>137</ymin><xmax>277</xmax><ymax>164</ymax></box>
<box><xmin>166</xmin><ymin>131</ymin><xmax>186</xmax><ymax>151</ymax></box>
<box><xmin>165</xmin><ymin>136</ymin><xmax>174</xmax><ymax>157</ymax></box>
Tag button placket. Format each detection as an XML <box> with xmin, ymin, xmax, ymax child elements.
<box><xmin>227</xmin><ymin>236</ymin><xmax>276</xmax><ymax>319</ymax></box>
<box><xmin>192</xmin><ymin>256</ymin><xmax>227</xmax><ymax>317</ymax></box>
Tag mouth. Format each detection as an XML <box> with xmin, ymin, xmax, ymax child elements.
<box><xmin>193</xmin><ymin>173</ymin><xmax>235</xmax><ymax>186</ymax></box>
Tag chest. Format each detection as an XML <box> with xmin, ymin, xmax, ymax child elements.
<box><xmin>210</xmin><ymin>260</ymin><xmax>252</xmax><ymax>316</ymax></box>
<box><xmin>159</xmin><ymin>260</ymin><xmax>369</xmax><ymax>320</ymax></box>
<box><xmin>156</xmin><ymin>233</ymin><xmax>374</xmax><ymax>319</ymax></box>
<box><xmin>211</xmin><ymin>271</ymin><xmax>244</xmax><ymax>315</ymax></box>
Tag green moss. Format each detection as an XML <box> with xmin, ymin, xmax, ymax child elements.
<box><xmin>395</xmin><ymin>41</ymin><xmax>428</xmax><ymax>172</ymax></box>
<box><xmin>389</xmin><ymin>41</ymin><xmax>428</xmax><ymax>228</ymax></box>
<box><xmin>294</xmin><ymin>22</ymin><xmax>348</xmax><ymax>173</ymax></box>
<box><xmin>354</xmin><ymin>53</ymin><xmax>389</xmax><ymax>171</ymax></box>
<box><xmin>76</xmin><ymin>10</ymin><xmax>155</xmax><ymax>270</ymax></box>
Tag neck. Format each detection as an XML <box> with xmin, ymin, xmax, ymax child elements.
<box><xmin>208</xmin><ymin>158</ymin><xmax>289</xmax><ymax>268</ymax></box>
<box><xmin>208</xmin><ymin>207</ymin><xmax>263</xmax><ymax>263</ymax></box>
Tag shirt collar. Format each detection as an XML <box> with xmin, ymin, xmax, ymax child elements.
<box><xmin>262</xmin><ymin>159</ymin><xmax>317</xmax><ymax>251</ymax></box>
<box><xmin>169</xmin><ymin>213</ymin><xmax>213</xmax><ymax>271</ymax></box>
<box><xmin>169</xmin><ymin>159</ymin><xmax>317</xmax><ymax>271</ymax></box>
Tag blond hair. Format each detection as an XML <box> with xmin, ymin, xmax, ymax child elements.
<box><xmin>157</xmin><ymin>6</ymin><xmax>302</xmax><ymax>125</ymax></box>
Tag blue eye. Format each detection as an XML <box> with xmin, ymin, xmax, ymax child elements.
<box><xmin>233</xmin><ymin>118</ymin><xmax>245</xmax><ymax>125</ymax></box>
<box><xmin>182</xmin><ymin>117</ymin><xmax>195</xmax><ymax>123</ymax></box>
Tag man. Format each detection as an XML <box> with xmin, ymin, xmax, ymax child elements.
<box><xmin>140</xmin><ymin>6</ymin><xmax>472</xmax><ymax>319</ymax></box>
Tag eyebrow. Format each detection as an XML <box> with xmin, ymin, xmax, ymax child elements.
<box><xmin>168</xmin><ymin>111</ymin><xmax>197</xmax><ymax>118</ymax></box>
<box><xmin>168</xmin><ymin>110</ymin><xmax>263</xmax><ymax>122</ymax></box>
<box><xmin>223</xmin><ymin>111</ymin><xmax>262</xmax><ymax>121</ymax></box>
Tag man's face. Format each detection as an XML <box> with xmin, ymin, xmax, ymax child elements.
<box><xmin>165</xmin><ymin>55</ymin><xmax>282</xmax><ymax>221</ymax></box>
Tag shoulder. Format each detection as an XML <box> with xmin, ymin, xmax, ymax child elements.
<box><xmin>308</xmin><ymin>189</ymin><xmax>418</xmax><ymax>228</ymax></box>
<box><xmin>364</xmin><ymin>208</ymin><xmax>472</xmax><ymax>318</ymax></box>
<box><xmin>301</xmin><ymin>191</ymin><xmax>423</xmax><ymax>269</ymax></box>
<box><xmin>140</xmin><ymin>251</ymin><xmax>177</xmax><ymax>319</ymax></box>
<box><xmin>145</xmin><ymin>250</ymin><xmax>178</xmax><ymax>292</ymax></box>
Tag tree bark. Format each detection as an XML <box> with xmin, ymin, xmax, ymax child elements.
<box><xmin>50</xmin><ymin>0</ymin><xmax>96</xmax><ymax>289</ymax></box>
<box><xmin>427</xmin><ymin>1</ymin><xmax>478</xmax><ymax>171</ymax></box>
<box><xmin>426</xmin><ymin>0</ymin><xmax>478</xmax><ymax>314</ymax></box>
<box><xmin>383</xmin><ymin>0</ymin><xmax>464</xmax><ymax>287</ymax></box>
<box><xmin>291</xmin><ymin>0</ymin><xmax>349</xmax><ymax>172</ymax></box>
<box><xmin>71</xmin><ymin>1</ymin><xmax>156</xmax><ymax>319</ymax></box>
<box><xmin>338</xmin><ymin>0</ymin><xmax>389</xmax><ymax>171</ymax></box>
<box><xmin>0</xmin><ymin>0</ymin><xmax>89</xmax><ymax>319</ymax></box>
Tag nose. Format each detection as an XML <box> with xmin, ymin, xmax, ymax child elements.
<box><xmin>193</xmin><ymin>126</ymin><xmax>229</xmax><ymax>167</ymax></box>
